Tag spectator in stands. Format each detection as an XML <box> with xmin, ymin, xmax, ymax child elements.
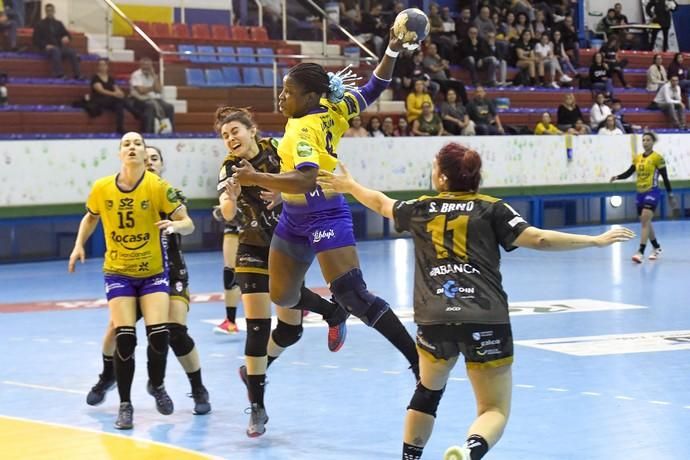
<box><xmin>512</xmin><ymin>0</ymin><xmax>536</xmax><ymax>21</ymax></box>
<box><xmin>667</xmin><ymin>53</ymin><xmax>690</xmax><ymax>94</ymax></box>
<box><xmin>2</xmin><ymin>0</ymin><xmax>24</xmax><ymax>27</ymax></box>
<box><xmin>515</xmin><ymin>30</ymin><xmax>543</xmax><ymax>86</ymax></box>
<box><xmin>486</xmin><ymin>31</ymin><xmax>509</xmax><ymax>86</ymax></box>
<box><xmin>0</xmin><ymin>3</ymin><xmax>18</xmax><ymax>51</ymax></box>
<box><xmin>572</xmin><ymin>118</ymin><xmax>589</xmax><ymax>135</ymax></box>
<box><xmin>0</xmin><ymin>72</ymin><xmax>7</xmax><ymax>106</ymax></box>
<box><xmin>344</xmin><ymin>115</ymin><xmax>369</xmax><ymax>137</ymax></box>
<box><xmin>557</xmin><ymin>93</ymin><xmax>588</xmax><ymax>133</ymax></box>
<box><xmin>552</xmin><ymin>29</ymin><xmax>577</xmax><ymax>77</ymax></box>
<box><xmin>90</xmin><ymin>58</ymin><xmax>131</xmax><ymax>134</ymax></box>
<box><xmin>406</xmin><ymin>79</ymin><xmax>434</xmax><ymax>122</ymax></box>
<box><xmin>598</xmin><ymin>114</ymin><xmax>624</xmax><ymax>135</ymax></box>
<box><xmin>597</xmin><ymin>9</ymin><xmax>619</xmax><ymax>38</ymax></box>
<box><xmin>412</xmin><ymin>101</ymin><xmax>445</xmax><ymax>136</ymax></box>
<box><xmin>128</xmin><ymin>57</ymin><xmax>175</xmax><ymax>134</ymax></box>
<box><xmin>381</xmin><ymin>116</ymin><xmax>396</xmax><ymax>137</ymax></box>
<box><xmin>360</xmin><ymin>3</ymin><xmax>387</xmax><ymax>57</ymax></box>
<box><xmin>535</xmin><ymin>33</ymin><xmax>572</xmax><ymax>88</ymax></box>
<box><xmin>427</xmin><ymin>2</ymin><xmax>453</xmax><ymax>59</ymax></box>
<box><xmin>589</xmin><ymin>52</ymin><xmax>614</xmax><ymax>97</ymax></box>
<box><xmin>460</xmin><ymin>27</ymin><xmax>497</xmax><ymax>86</ymax></box>
<box><xmin>339</xmin><ymin>0</ymin><xmax>362</xmax><ymax>34</ymax></box>
<box><xmin>422</xmin><ymin>42</ymin><xmax>468</xmax><ymax>104</ymax></box>
<box><xmin>455</xmin><ymin>7</ymin><xmax>472</xmax><ymax>43</ymax></box>
<box><xmin>646</xmin><ymin>0</ymin><xmax>672</xmax><ymax>52</ymax></box>
<box><xmin>500</xmin><ymin>12</ymin><xmax>519</xmax><ymax>42</ymax></box>
<box><xmin>392</xmin><ymin>50</ymin><xmax>440</xmax><ymax>99</ymax></box>
<box><xmin>395</xmin><ymin>117</ymin><xmax>410</xmax><ymax>136</ymax></box>
<box><xmin>473</xmin><ymin>6</ymin><xmax>496</xmax><ymax>40</ymax></box>
<box><xmin>367</xmin><ymin>116</ymin><xmax>385</xmax><ymax>137</ymax></box>
<box><xmin>646</xmin><ymin>54</ymin><xmax>668</xmax><ymax>92</ymax></box>
<box><xmin>259</xmin><ymin>0</ymin><xmax>312</xmax><ymax>40</ymax></box>
<box><xmin>440</xmin><ymin>88</ymin><xmax>475</xmax><ymax>135</ymax></box>
<box><xmin>600</xmin><ymin>35</ymin><xmax>630</xmax><ymax>89</ymax></box>
<box><xmin>534</xmin><ymin>112</ymin><xmax>562</xmax><ymax>135</ymax></box>
<box><xmin>32</xmin><ymin>3</ymin><xmax>81</xmax><ymax>79</ymax></box>
<box><xmin>467</xmin><ymin>85</ymin><xmax>504</xmax><ymax>135</ymax></box>
<box><xmin>614</xmin><ymin>3</ymin><xmax>629</xmax><ymax>25</ymax></box>
<box><xmin>654</xmin><ymin>76</ymin><xmax>687</xmax><ymax>129</ymax></box>
<box><xmin>558</xmin><ymin>14</ymin><xmax>579</xmax><ymax>67</ymax></box>
<box><xmin>532</xmin><ymin>9</ymin><xmax>548</xmax><ymax>40</ymax></box>
<box><xmin>515</xmin><ymin>12</ymin><xmax>534</xmax><ymax>38</ymax></box>
<box><xmin>590</xmin><ymin>92</ymin><xmax>612</xmax><ymax>132</ymax></box>
<box><xmin>610</xmin><ymin>98</ymin><xmax>631</xmax><ymax>133</ymax></box>
<box><xmin>440</xmin><ymin>6</ymin><xmax>457</xmax><ymax>44</ymax></box>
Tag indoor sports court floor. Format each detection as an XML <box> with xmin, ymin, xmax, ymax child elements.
<box><xmin>1</xmin><ymin>221</ymin><xmax>689</xmax><ymax>460</ymax></box>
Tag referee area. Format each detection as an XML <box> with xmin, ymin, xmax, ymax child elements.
<box><xmin>1</xmin><ymin>221</ymin><xmax>689</xmax><ymax>459</ymax></box>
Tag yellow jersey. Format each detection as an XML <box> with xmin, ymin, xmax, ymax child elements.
<box><xmin>86</xmin><ymin>171</ymin><xmax>183</xmax><ymax>277</ymax></box>
<box><xmin>633</xmin><ymin>151</ymin><xmax>666</xmax><ymax>192</ymax></box>
<box><xmin>278</xmin><ymin>92</ymin><xmax>361</xmax><ymax>213</ymax></box>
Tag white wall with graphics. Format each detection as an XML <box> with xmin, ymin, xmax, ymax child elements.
<box><xmin>1</xmin><ymin>134</ymin><xmax>690</xmax><ymax>208</ymax></box>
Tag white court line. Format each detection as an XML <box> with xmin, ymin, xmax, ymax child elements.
<box><xmin>684</xmin><ymin>406</ymin><xmax>690</xmax><ymax>410</ymax></box>
<box><xmin>547</xmin><ymin>387</ymin><xmax>568</xmax><ymax>392</ymax></box>
<box><xmin>321</xmin><ymin>365</ymin><xmax>339</xmax><ymax>369</ymax></box>
<box><xmin>449</xmin><ymin>377</ymin><xmax>467</xmax><ymax>382</ymax></box>
<box><xmin>83</xmin><ymin>341</ymin><xmax>97</xmax><ymax>346</ymax></box>
<box><xmin>2</xmin><ymin>380</ymin><xmax>87</xmax><ymax>395</ymax></box>
<box><xmin>649</xmin><ymin>400</ymin><xmax>671</xmax><ymax>405</ymax></box>
<box><xmin>291</xmin><ymin>361</ymin><xmax>309</xmax><ymax>366</ymax></box>
<box><xmin>581</xmin><ymin>392</ymin><xmax>601</xmax><ymax>396</ymax></box>
<box><xmin>351</xmin><ymin>368</ymin><xmax>368</xmax><ymax>372</ymax></box>
<box><xmin>0</xmin><ymin>414</ymin><xmax>223</xmax><ymax>459</ymax></box>
<box><xmin>383</xmin><ymin>370</ymin><xmax>401</xmax><ymax>375</ymax></box>
<box><xmin>515</xmin><ymin>384</ymin><xmax>535</xmax><ymax>389</ymax></box>
<box><xmin>58</xmin><ymin>339</ymin><xmax>74</xmax><ymax>344</ymax></box>
<box><xmin>615</xmin><ymin>395</ymin><xmax>635</xmax><ymax>400</ymax></box>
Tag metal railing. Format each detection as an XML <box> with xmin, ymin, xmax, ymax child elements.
<box><xmin>99</xmin><ymin>0</ymin><xmax>379</xmax><ymax>112</ymax></box>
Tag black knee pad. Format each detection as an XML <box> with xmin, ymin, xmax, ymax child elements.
<box><xmin>271</xmin><ymin>320</ymin><xmax>303</xmax><ymax>348</ymax></box>
<box><xmin>330</xmin><ymin>268</ymin><xmax>390</xmax><ymax>326</ymax></box>
<box><xmin>146</xmin><ymin>323</ymin><xmax>170</xmax><ymax>355</ymax></box>
<box><xmin>245</xmin><ymin>318</ymin><xmax>271</xmax><ymax>357</ymax></box>
<box><xmin>168</xmin><ymin>323</ymin><xmax>195</xmax><ymax>357</ymax></box>
<box><xmin>224</xmin><ymin>267</ymin><xmax>238</xmax><ymax>290</ymax></box>
<box><xmin>407</xmin><ymin>383</ymin><xmax>445</xmax><ymax>418</ymax></box>
<box><xmin>115</xmin><ymin>326</ymin><xmax>137</xmax><ymax>361</ymax></box>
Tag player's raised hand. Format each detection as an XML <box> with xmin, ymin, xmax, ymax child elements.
<box><xmin>68</xmin><ymin>245</ymin><xmax>85</xmax><ymax>273</ymax></box>
<box><xmin>232</xmin><ymin>159</ymin><xmax>257</xmax><ymax>185</ymax></box>
<box><xmin>387</xmin><ymin>27</ymin><xmax>404</xmax><ymax>52</ymax></box>
<box><xmin>593</xmin><ymin>226</ymin><xmax>636</xmax><ymax>247</ymax></box>
<box><xmin>259</xmin><ymin>189</ymin><xmax>282</xmax><ymax>210</ymax></box>
<box><xmin>317</xmin><ymin>163</ymin><xmax>356</xmax><ymax>194</ymax></box>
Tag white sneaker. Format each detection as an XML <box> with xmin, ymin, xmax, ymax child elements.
<box><xmin>648</xmin><ymin>248</ymin><xmax>662</xmax><ymax>260</ymax></box>
<box><xmin>444</xmin><ymin>445</ymin><xmax>471</xmax><ymax>460</ymax></box>
<box><xmin>560</xmin><ymin>74</ymin><xmax>573</xmax><ymax>83</ymax></box>
<box><xmin>550</xmin><ymin>81</ymin><xmax>560</xmax><ymax>88</ymax></box>
<box><xmin>632</xmin><ymin>252</ymin><xmax>643</xmax><ymax>264</ymax></box>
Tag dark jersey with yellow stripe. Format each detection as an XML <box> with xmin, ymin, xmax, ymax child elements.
<box><xmin>217</xmin><ymin>138</ymin><xmax>282</xmax><ymax>247</ymax></box>
<box><xmin>393</xmin><ymin>192</ymin><xmax>530</xmax><ymax>325</ymax></box>
<box><xmin>160</xmin><ymin>188</ymin><xmax>188</xmax><ymax>283</ymax></box>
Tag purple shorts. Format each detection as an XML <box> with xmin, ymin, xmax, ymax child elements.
<box><xmin>274</xmin><ymin>203</ymin><xmax>356</xmax><ymax>254</ymax></box>
<box><xmin>636</xmin><ymin>189</ymin><xmax>660</xmax><ymax>215</ymax></box>
<box><xmin>104</xmin><ymin>273</ymin><xmax>170</xmax><ymax>301</ymax></box>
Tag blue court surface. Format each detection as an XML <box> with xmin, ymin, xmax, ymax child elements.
<box><xmin>1</xmin><ymin>221</ymin><xmax>689</xmax><ymax>460</ymax></box>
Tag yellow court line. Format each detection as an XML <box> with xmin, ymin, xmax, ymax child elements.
<box><xmin>0</xmin><ymin>415</ymin><xmax>222</xmax><ymax>460</ymax></box>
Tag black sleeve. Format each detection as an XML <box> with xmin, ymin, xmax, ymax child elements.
<box><xmin>217</xmin><ymin>158</ymin><xmax>237</xmax><ymax>196</ymax></box>
<box><xmin>556</xmin><ymin>105</ymin><xmax>566</xmax><ymax>124</ymax></box>
<box><xmin>492</xmin><ymin>201</ymin><xmax>531</xmax><ymax>252</ymax></box>
<box><xmin>32</xmin><ymin>22</ymin><xmax>45</xmax><ymax>48</ymax></box>
<box><xmin>659</xmin><ymin>167</ymin><xmax>673</xmax><ymax>193</ymax></box>
<box><xmin>392</xmin><ymin>199</ymin><xmax>420</xmax><ymax>233</ymax></box>
<box><xmin>615</xmin><ymin>164</ymin><xmax>636</xmax><ymax>180</ymax></box>
<box><xmin>58</xmin><ymin>21</ymin><xmax>70</xmax><ymax>40</ymax></box>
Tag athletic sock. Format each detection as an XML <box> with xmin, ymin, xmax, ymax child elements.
<box><xmin>226</xmin><ymin>306</ymin><xmax>237</xmax><ymax>323</ymax></box>
<box><xmin>187</xmin><ymin>369</ymin><xmax>203</xmax><ymax>391</ymax></box>
<box><xmin>113</xmin><ymin>353</ymin><xmax>134</xmax><ymax>403</ymax></box>
<box><xmin>650</xmin><ymin>239</ymin><xmax>660</xmax><ymax>249</ymax></box>
<box><xmin>372</xmin><ymin>309</ymin><xmax>419</xmax><ymax>369</ymax></box>
<box><xmin>466</xmin><ymin>434</ymin><xmax>489</xmax><ymax>460</ymax></box>
<box><xmin>266</xmin><ymin>355</ymin><xmax>277</xmax><ymax>368</ymax></box>
<box><xmin>102</xmin><ymin>354</ymin><xmax>114</xmax><ymax>380</ymax></box>
<box><xmin>639</xmin><ymin>243</ymin><xmax>646</xmax><ymax>254</ymax></box>
<box><xmin>295</xmin><ymin>285</ymin><xmax>338</xmax><ymax>318</ymax></box>
<box><xmin>402</xmin><ymin>443</ymin><xmax>424</xmax><ymax>460</ymax></box>
<box><xmin>246</xmin><ymin>374</ymin><xmax>266</xmax><ymax>407</ymax></box>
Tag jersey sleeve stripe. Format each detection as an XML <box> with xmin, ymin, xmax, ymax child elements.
<box><xmin>86</xmin><ymin>206</ymin><xmax>99</xmax><ymax>216</ymax></box>
<box><xmin>296</xmin><ymin>162</ymin><xmax>319</xmax><ymax>170</ymax></box>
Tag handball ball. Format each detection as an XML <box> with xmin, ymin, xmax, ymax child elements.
<box><xmin>392</xmin><ymin>8</ymin><xmax>430</xmax><ymax>51</ymax></box>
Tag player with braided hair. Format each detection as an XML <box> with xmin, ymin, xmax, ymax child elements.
<box><xmin>215</xmin><ymin>106</ymin><xmax>348</xmax><ymax>437</ymax></box>
<box><xmin>232</xmin><ymin>29</ymin><xmax>420</xmax><ymax>388</ymax></box>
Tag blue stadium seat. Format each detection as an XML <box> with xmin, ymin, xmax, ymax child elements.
<box><xmin>261</xmin><ymin>67</ymin><xmax>277</xmax><ymax>87</ymax></box>
<box><xmin>185</xmin><ymin>68</ymin><xmax>206</xmax><ymax>86</ymax></box>
<box><xmin>178</xmin><ymin>44</ymin><xmax>196</xmax><ymax>62</ymax></box>
<box><xmin>236</xmin><ymin>47</ymin><xmax>255</xmax><ymax>64</ymax></box>
<box><xmin>242</xmin><ymin>67</ymin><xmax>263</xmax><ymax>87</ymax></box>
<box><xmin>217</xmin><ymin>46</ymin><xmax>236</xmax><ymax>64</ymax></box>
<box><xmin>205</xmin><ymin>69</ymin><xmax>225</xmax><ymax>87</ymax></box>
<box><xmin>222</xmin><ymin>67</ymin><xmax>242</xmax><ymax>86</ymax></box>
<box><xmin>196</xmin><ymin>45</ymin><xmax>217</xmax><ymax>63</ymax></box>
<box><xmin>256</xmin><ymin>47</ymin><xmax>273</xmax><ymax>65</ymax></box>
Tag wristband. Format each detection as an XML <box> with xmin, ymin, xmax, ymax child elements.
<box><xmin>385</xmin><ymin>47</ymin><xmax>399</xmax><ymax>58</ymax></box>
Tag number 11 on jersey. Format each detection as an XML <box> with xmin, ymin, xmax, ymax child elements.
<box><xmin>426</xmin><ymin>214</ymin><xmax>469</xmax><ymax>260</ymax></box>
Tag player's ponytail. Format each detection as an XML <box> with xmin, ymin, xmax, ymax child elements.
<box><xmin>288</xmin><ymin>63</ymin><xmax>360</xmax><ymax>103</ymax></box>
<box><xmin>436</xmin><ymin>143</ymin><xmax>482</xmax><ymax>192</ymax></box>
